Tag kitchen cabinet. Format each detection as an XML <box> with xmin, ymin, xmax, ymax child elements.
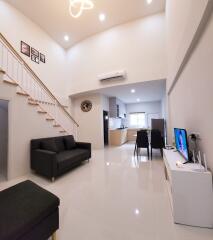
<box><xmin>109</xmin><ymin>129</ymin><xmax>128</xmax><ymax>146</ymax></box>
<box><xmin>109</xmin><ymin>97</ymin><xmax>126</xmax><ymax>118</ymax></box>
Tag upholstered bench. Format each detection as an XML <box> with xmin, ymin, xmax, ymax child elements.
<box><xmin>0</xmin><ymin>180</ymin><xmax>60</xmax><ymax>240</ymax></box>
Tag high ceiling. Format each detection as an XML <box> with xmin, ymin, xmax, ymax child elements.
<box><xmin>71</xmin><ymin>79</ymin><xmax>166</xmax><ymax>103</ymax></box>
<box><xmin>5</xmin><ymin>0</ymin><xmax>166</xmax><ymax>49</ymax></box>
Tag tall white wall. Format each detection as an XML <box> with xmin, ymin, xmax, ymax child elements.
<box><xmin>0</xmin><ymin>73</ymin><xmax>64</xmax><ymax>179</ymax></box>
<box><xmin>0</xmin><ymin>1</ymin><xmax>67</xmax><ymax>98</ymax></box>
<box><xmin>72</xmin><ymin>94</ymin><xmax>104</xmax><ymax>149</ymax></box>
<box><xmin>166</xmin><ymin>0</ymin><xmax>209</xmax><ymax>90</ymax></box>
<box><xmin>66</xmin><ymin>13</ymin><xmax>166</xmax><ymax>95</ymax></box>
<box><xmin>167</xmin><ymin>0</ymin><xmax>213</xmax><ymax>171</ymax></box>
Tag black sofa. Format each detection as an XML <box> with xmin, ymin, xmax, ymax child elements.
<box><xmin>0</xmin><ymin>180</ymin><xmax>59</xmax><ymax>240</ymax></box>
<box><xmin>31</xmin><ymin>135</ymin><xmax>91</xmax><ymax>181</ymax></box>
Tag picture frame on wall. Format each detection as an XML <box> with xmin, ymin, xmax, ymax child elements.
<box><xmin>31</xmin><ymin>54</ymin><xmax>39</xmax><ymax>64</ymax></box>
<box><xmin>40</xmin><ymin>53</ymin><xmax>46</xmax><ymax>63</ymax></box>
<box><xmin>20</xmin><ymin>41</ymin><xmax>30</xmax><ymax>57</ymax></box>
<box><xmin>31</xmin><ymin>47</ymin><xmax>39</xmax><ymax>57</ymax></box>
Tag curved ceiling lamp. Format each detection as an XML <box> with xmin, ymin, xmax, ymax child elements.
<box><xmin>69</xmin><ymin>0</ymin><xmax>94</xmax><ymax>18</ymax></box>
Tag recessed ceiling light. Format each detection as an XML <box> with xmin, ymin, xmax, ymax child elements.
<box><xmin>99</xmin><ymin>13</ymin><xmax>106</xmax><ymax>22</ymax></box>
<box><xmin>137</xmin><ymin>98</ymin><xmax>140</xmax><ymax>102</ymax></box>
<box><xmin>147</xmin><ymin>0</ymin><xmax>153</xmax><ymax>4</ymax></box>
<box><xmin>64</xmin><ymin>35</ymin><xmax>69</xmax><ymax>42</ymax></box>
<box><xmin>134</xmin><ymin>209</ymin><xmax>140</xmax><ymax>215</ymax></box>
<box><xmin>131</xmin><ymin>89</ymin><xmax>136</xmax><ymax>93</ymax></box>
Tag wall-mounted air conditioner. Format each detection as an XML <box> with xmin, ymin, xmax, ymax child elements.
<box><xmin>98</xmin><ymin>70</ymin><xmax>127</xmax><ymax>82</ymax></box>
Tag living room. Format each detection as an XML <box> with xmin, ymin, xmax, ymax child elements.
<box><xmin>0</xmin><ymin>0</ymin><xmax>213</xmax><ymax>239</ymax></box>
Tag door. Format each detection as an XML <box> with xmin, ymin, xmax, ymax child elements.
<box><xmin>0</xmin><ymin>99</ymin><xmax>8</xmax><ymax>181</ymax></box>
<box><xmin>103</xmin><ymin>111</ymin><xmax>109</xmax><ymax>145</ymax></box>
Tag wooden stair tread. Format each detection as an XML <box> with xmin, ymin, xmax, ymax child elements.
<box><xmin>3</xmin><ymin>80</ymin><xmax>18</xmax><ymax>86</ymax></box>
<box><xmin>53</xmin><ymin>124</ymin><xmax>60</xmax><ymax>127</ymax></box>
<box><xmin>60</xmin><ymin>130</ymin><xmax>66</xmax><ymax>133</ymax></box>
<box><xmin>46</xmin><ymin>118</ymin><xmax>54</xmax><ymax>121</ymax></box>
<box><xmin>0</xmin><ymin>69</ymin><xmax>6</xmax><ymax>74</ymax></box>
<box><xmin>28</xmin><ymin>101</ymin><xmax>39</xmax><ymax>106</ymax></box>
<box><xmin>17</xmin><ymin>91</ymin><xmax>29</xmax><ymax>97</ymax></box>
<box><xmin>37</xmin><ymin>110</ymin><xmax>47</xmax><ymax>114</ymax></box>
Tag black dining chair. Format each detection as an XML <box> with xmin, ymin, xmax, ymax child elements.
<box><xmin>150</xmin><ymin>129</ymin><xmax>165</xmax><ymax>159</ymax></box>
<box><xmin>134</xmin><ymin>130</ymin><xmax>149</xmax><ymax>159</ymax></box>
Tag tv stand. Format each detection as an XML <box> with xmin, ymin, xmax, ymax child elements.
<box><xmin>163</xmin><ymin>149</ymin><xmax>213</xmax><ymax>228</ymax></box>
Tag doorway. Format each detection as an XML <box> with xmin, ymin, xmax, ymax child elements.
<box><xmin>103</xmin><ymin>111</ymin><xmax>109</xmax><ymax>145</ymax></box>
<box><xmin>0</xmin><ymin>99</ymin><xmax>8</xmax><ymax>181</ymax></box>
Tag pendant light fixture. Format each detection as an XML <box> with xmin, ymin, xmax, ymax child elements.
<box><xmin>69</xmin><ymin>0</ymin><xmax>94</xmax><ymax>18</ymax></box>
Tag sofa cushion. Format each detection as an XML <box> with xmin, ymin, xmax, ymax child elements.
<box><xmin>41</xmin><ymin>138</ymin><xmax>58</xmax><ymax>153</ymax></box>
<box><xmin>55</xmin><ymin>137</ymin><xmax>65</xmax><ymax>152</ymax></box>
<box><xmin>0</xmin><ymin>180</ymin><xmax>59</xmax><ymax>240</ymax></box>
<box><xmin>64</xmin><ymin>135</ymin><xmax>76</xmax><ymax>150</ymax></box>
<box><xmin>57</xmin><ymin>149</ymin><xmax>90</xmax><ymax>170</ymax></box>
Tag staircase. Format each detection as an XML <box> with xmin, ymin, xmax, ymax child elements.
<box><xmin>0</xmin><ymin>33</ymin><xmax>79</xmax><ymax>138</ymax></box>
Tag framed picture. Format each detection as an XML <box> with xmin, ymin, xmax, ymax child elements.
<box><xmin>20</xmin><ymin>41</ymin><xmax>30</xmax><ymax>57</ymax></box>
<box><xmin>31</xmin><ymin>54</ymin><xmax>39</xmax><ymax>64</ymax></box>
<box><xmin>40</xmin><ymin>53</ymin><xmax>46</xmax><ymax>63</ymax></box>
<box><xmin>31</xmin><ymin>47</ymin><xmax>39</xmax><ymax>57</ymax></box>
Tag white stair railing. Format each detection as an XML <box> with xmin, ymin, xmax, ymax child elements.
<box><xmin>0</xmin><ymin>33</ymin><xmax>79</xmax><ymax>138</ymax></box>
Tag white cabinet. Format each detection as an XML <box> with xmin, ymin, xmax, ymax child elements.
<box><xmin>163</xmin><ymin>149</ymin><xmax>213</xmax><ymax>228</ymax></box>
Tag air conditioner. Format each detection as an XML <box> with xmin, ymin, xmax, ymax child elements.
<box><xmin>98</xmin><ymin>70</ymin><xmax>127</xmax><ymax>82</ymax></box>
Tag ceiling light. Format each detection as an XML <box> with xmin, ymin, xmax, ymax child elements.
<box><xmin>137</xmin><ymin>98</ymin><xmax>140</xmax><ymax>102</ymax></box>
<box><xmin>99</xmin><ymin>13</ymin><xmax>106</xmax><ymax>22</ymax></box>
<box><xmin>69</xmin><ymin>0</ymin><xmax>94</xmax><ymax>18</ymax></box>
<box><xmin>131</xmin><ymin>89</ymin><xmax>136</xmax><ymax>93</ymax></box>
<box><xmin>64</xmin><ymin>35</ymin><xmax>70</xmax><ymax>41</ymax></box>
<box><xmin>134</xmin><ymin>209</ymin><xmax>140</xmax><ymax>215</ymax></box>
<box><xmin>146</xmin><ymin>0</ymin><xmax>153</xmax><ymax>4</ymax></box>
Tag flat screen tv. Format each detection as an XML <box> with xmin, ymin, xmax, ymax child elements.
<box><xmin>174</xmin><ymin>128</ymin><xmax>189</xmax><ymax>161</ymax></box>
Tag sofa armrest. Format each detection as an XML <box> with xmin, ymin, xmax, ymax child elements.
<box><xmin>31</xmin><ymin>149</ymin><xmax>57</xmax><ymax>178</ymax></box>
<box><xmin>76</xmin><ymin>142</ymin><xmax>91</xmax><ymax>158</ymax></box>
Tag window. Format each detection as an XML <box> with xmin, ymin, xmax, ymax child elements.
<box><xmin>129</xmin><ymin>112</ymin><xmax>146</xmax><ymax>128</ymax></box>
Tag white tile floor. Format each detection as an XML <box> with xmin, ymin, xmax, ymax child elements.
<box><xmin>0</xmin><ymin>143</ymin><xmax>213</xmax><ymax>240</ymax></box>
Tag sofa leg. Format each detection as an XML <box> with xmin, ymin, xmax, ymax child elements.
<box><xmin>52</xmin><ymin>232</ymin><xmax>57</xmax><ymax>240</ymax></box>
<box><xmin>51</xmin><ymin>177</ymin><xmax>55</xmax><ymax>182</ymax></box>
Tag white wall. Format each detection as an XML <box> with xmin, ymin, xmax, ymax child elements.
<box><xmin>166</xmin><ymin>0</ymin><xmax>209</xmax><ymax>90</ymax></box>
<box><xmin>167</xmin><ymin>0</ymin><xmax>213</xmax><ymax>171</ymax></box>
<box><xmin>126</xmin><ymin>101</ymin><xmax>162</xmax><ymax>127</ymax></box>
<box><xmin>0</xmin><ymin>73</ymin><xmax>65</xmax><ymax>179</ymax></box>
<box><xmin>102</xmin><ymin>95</ymin><xmax>109</xmax><ymax>111</ymax></box>
<box><xmin>65</xmin><ymin>13</ymin><xmax>166</xmax><ymax>95</ymax></box>
<box><xmin>0</xmin><ymin>1</ymin><xmax>67</xmax><ymax>98</ymax></box>
<box><xmin>72</xmin><ymin>94</ymin><xmax>104</xmax><ymax>149</ymax></box>
<box><xmin>0</xmin><ymin>101</ymin><xmax>8</xmax><ymax>179</ymax></box>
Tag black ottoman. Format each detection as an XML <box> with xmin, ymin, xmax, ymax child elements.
<box><xmin>0</xmin><ymin>180</ymin><xmax>60</xmax><ymax>240</ymax></box>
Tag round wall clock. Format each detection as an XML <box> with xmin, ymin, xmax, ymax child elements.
<box><xmin>81</xmin><ymin>100</ymin><xmax>92</xmax><ymax>112</ymax></box>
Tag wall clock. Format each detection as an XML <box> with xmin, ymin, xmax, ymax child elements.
<box><xmin>81</xmin><ymin>100</ymin><xmax>92</xmax><ymax>112</ymax></box>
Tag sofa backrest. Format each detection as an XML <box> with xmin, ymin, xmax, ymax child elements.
<box><xmin>31</xmin><ymin>135</ymin><xmax>75</xmax><ymax>152</ymax></box>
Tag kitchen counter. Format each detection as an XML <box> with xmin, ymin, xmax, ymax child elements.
<box><xmin>109</xmin><ymin>129</ymin><xmax>128</xmax><ymax>146</ymax></box>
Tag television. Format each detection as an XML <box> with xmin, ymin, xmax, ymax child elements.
<box><xmin>174</xmin><ymin>128</ymin><xmax>189</xmax><ymax>161</ymax></box>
